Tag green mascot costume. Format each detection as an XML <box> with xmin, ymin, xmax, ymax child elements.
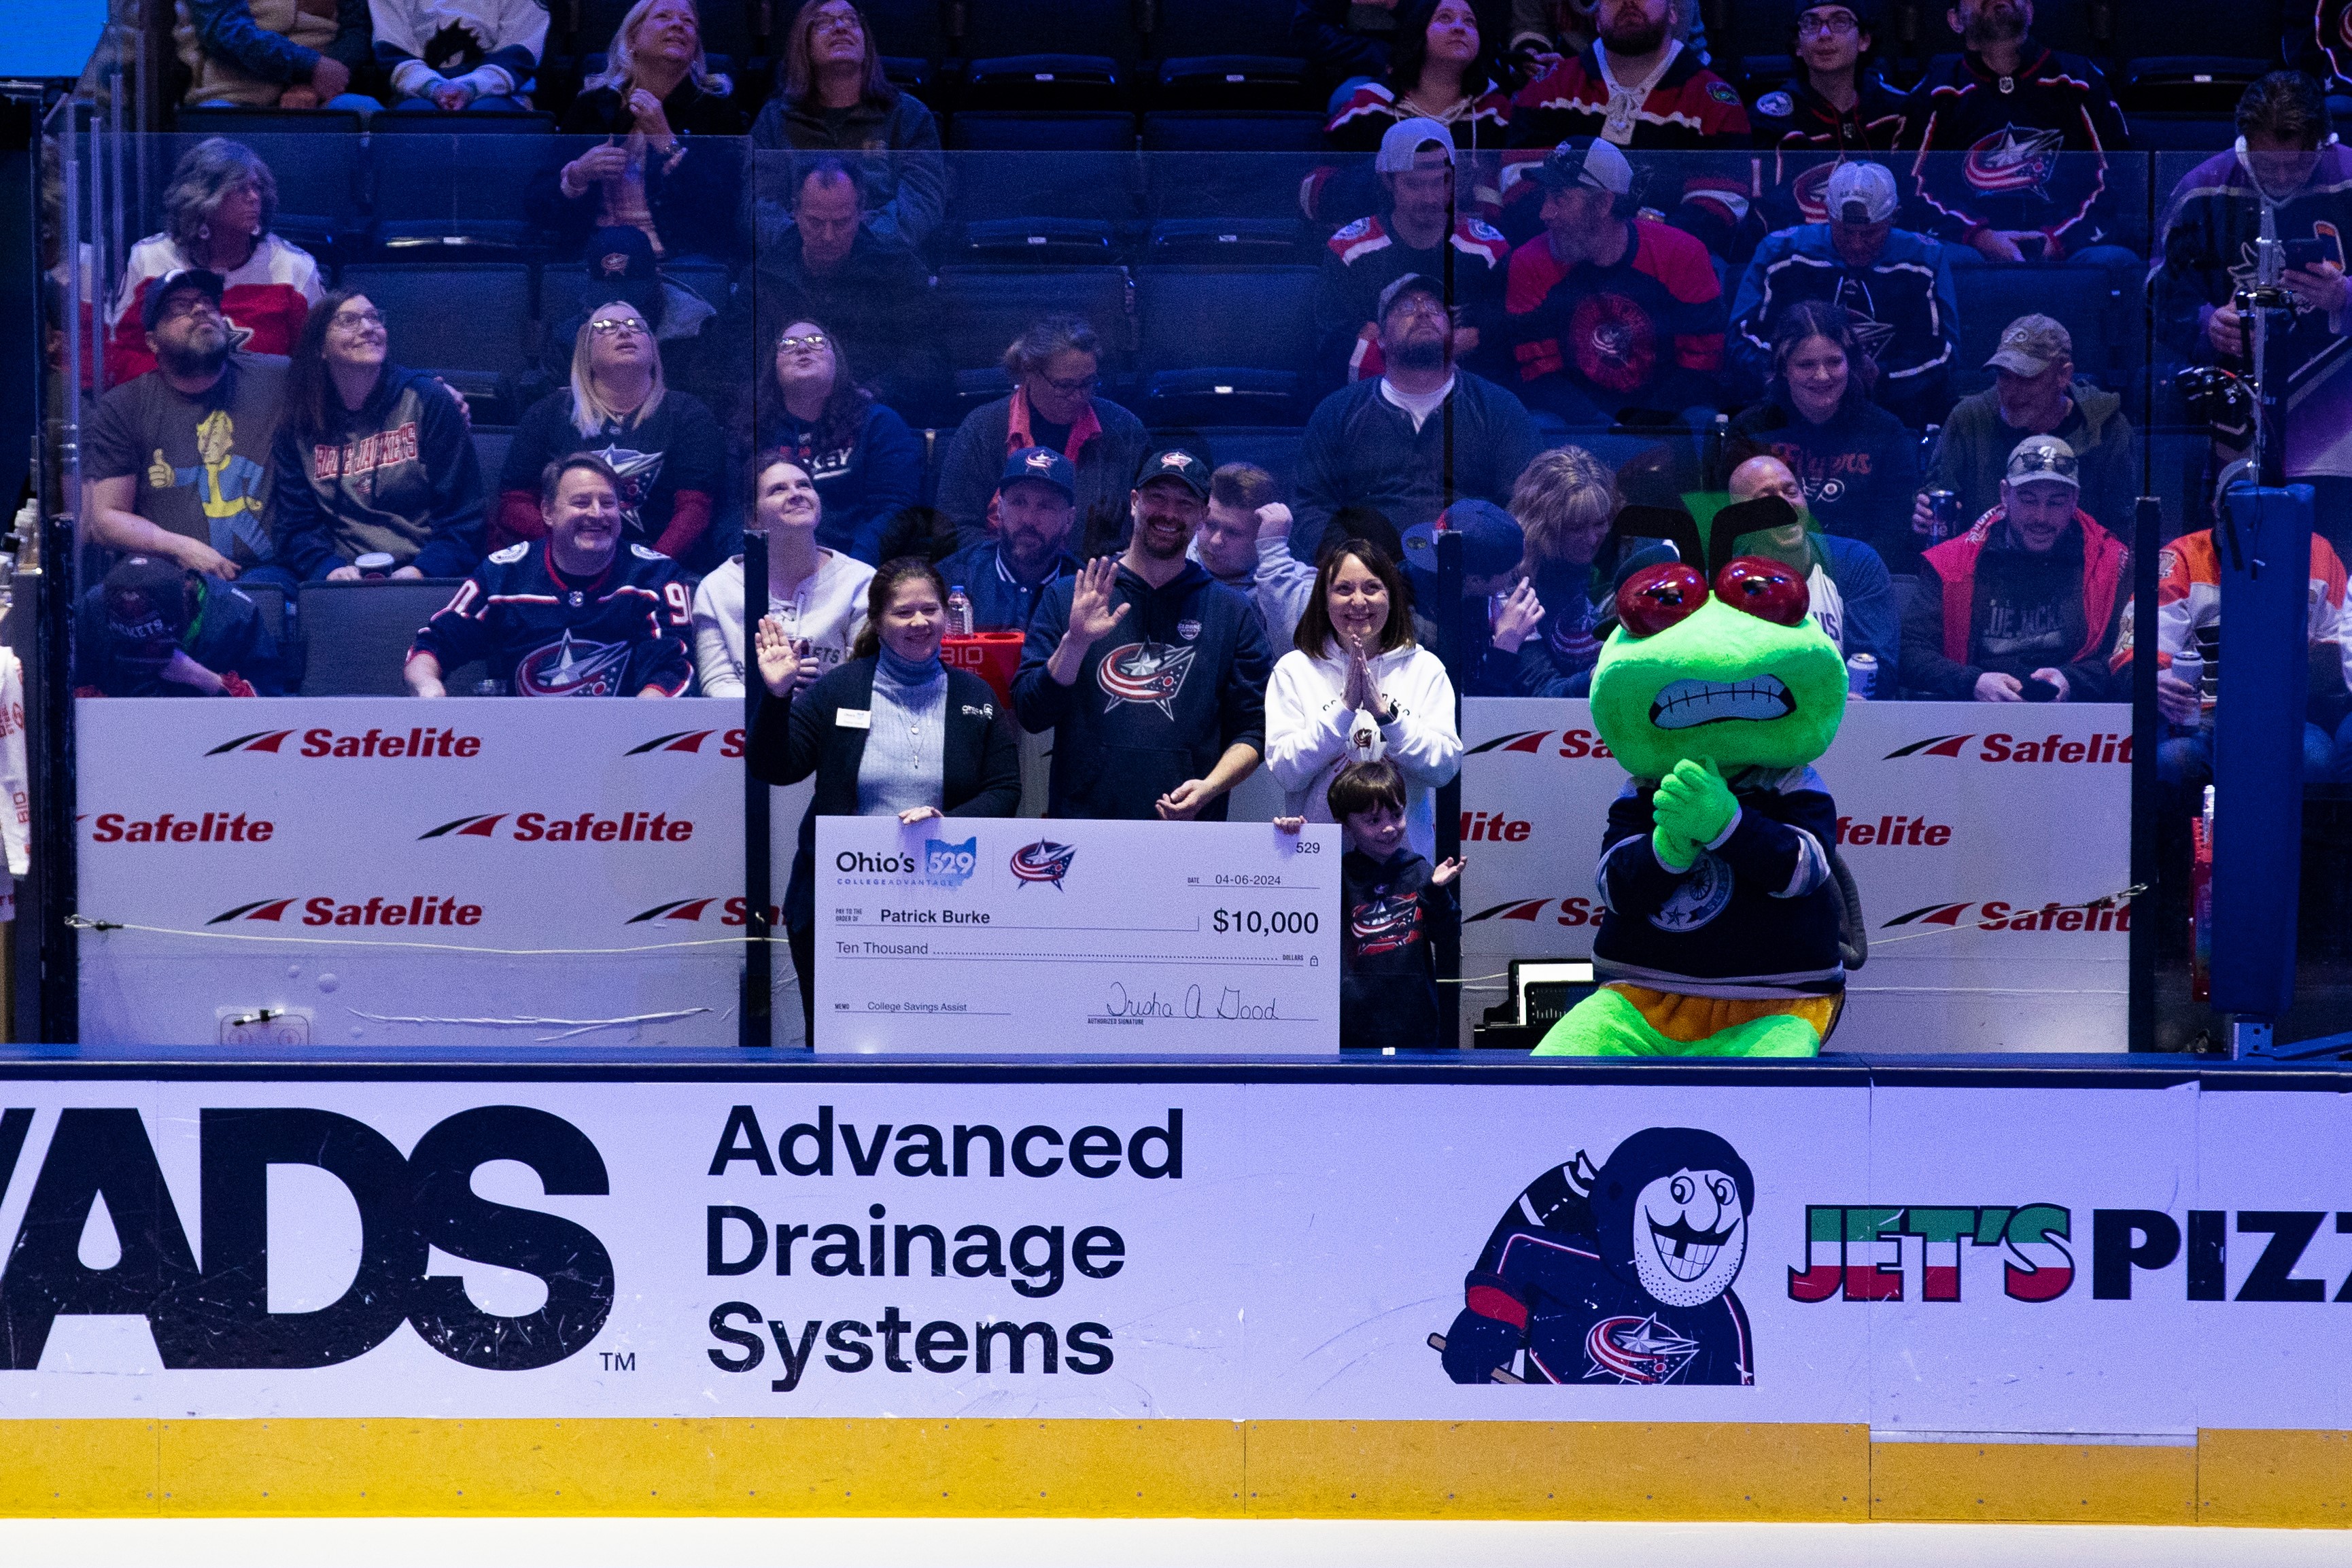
<box><xmin>1534</xmin><ymin>500</ymin><xmax>1858</xmax><ymax>1058</ymax></box>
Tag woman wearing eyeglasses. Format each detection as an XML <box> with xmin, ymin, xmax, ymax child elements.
<box><xmin>931</xmin><ymin>313</ymin><xmax>1148</xmax><ymax>555</ymax></box>
<box><xmin>740</xmin><ymin>317</ymin><xmax>922</xmax><ymax>565</ymax></box>
<box><xmin>496</xmin><ymin>299</ymin><xmax>727</xmax><ymax>568</ymax></box>
<box><xmin>262</xmin><ymin>288</ymin><xmax>486</xmax><ymax>585</ymax></box>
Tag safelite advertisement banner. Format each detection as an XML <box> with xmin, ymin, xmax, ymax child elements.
<box><xmin>1457</xmin><ymin>699</ymin><xmax>2134</xmax><ymax>1051</ymax></box>
<box><xmin>0</xmin><ymin>1071</ymin><xmax>2343</xmax><ymax>1438</ymax></box>
<box><xmin>74</xmin><ymin>698</ymin><xmax>2128</xmax><ymax>1053</ymax></box>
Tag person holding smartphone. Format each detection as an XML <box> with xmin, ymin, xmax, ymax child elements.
<box><xmin>1898</xmin><ymin>435</ymin><xmax>2128</xmax><ymax>703</ymax></box>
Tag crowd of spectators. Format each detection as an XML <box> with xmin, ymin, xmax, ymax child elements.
<box><xmin>67</xmin><ymin>1</ymin><xmax>2352</xmax><ymax>828</ymax></box>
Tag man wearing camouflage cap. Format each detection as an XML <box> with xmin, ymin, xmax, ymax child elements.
<box><xmin>1900</xmin><ymin>433</ymin><xmax>2129</xmax><ymax>702</ymax></box>
<box><xmin>1913</xmin><ymin>311</ymin><xmax>2137</xmax><ymax>566</ymax></box>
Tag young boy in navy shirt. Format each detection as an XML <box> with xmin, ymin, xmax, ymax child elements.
<box><xmin>1322</xmin><ymin>759</ymin><xmax>1462</xmax><ymax>1051</ymax></box>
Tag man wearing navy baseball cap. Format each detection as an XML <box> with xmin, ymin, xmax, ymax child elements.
<box><xmin>935</xmin><ymin>446</ymin><xmax>1082</xmax><ymax>633</ymax></box>
<box><xmin>1015</xmin><ymin>442</ymin><xmax>1275</xmax><ymax>823</ymax></box>
<box><xmin>1404</xmin><ymin>498</ymin><xmax>1529</xmax><ymax>697</ymax></box>
<box><xmin>1502</xmin><ymin>136</ymin><xmax>1727</xmax><ymax>428</ymax></box>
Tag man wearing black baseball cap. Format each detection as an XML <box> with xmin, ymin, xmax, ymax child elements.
<box><xmin>1502</xmin><ymin>137</ymin><xmax>1727</xmax><ymax>428</ymax></box>
<box><xmin>936</xmin><ymin>445</ymin><xmax>1083</xmax><ymax>633</ymax></box>
<box><xmin>1294</xmin><ymin>271</ymin><xmax>1539</xmax><ymax>561</ymax></box>
<box><xmin>71</xmin><ymin>555</ymin><xmax>283</xmax><ymax>697</ymax></box>
<box><xmin>1015</xmin><ymin>444</ymin><xmax>1275</xmax><ymax>823</ymax></box>
<box><xmin>82</xmin><ymin>266</ymin><xmax>289</xmax><ymax>580</ymax></box>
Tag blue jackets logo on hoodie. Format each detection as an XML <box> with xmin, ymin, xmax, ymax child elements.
<box><xmin>1096</xmin><ymin>641</ymin><xmax>1198</xmax><ymax>717</ymax></box>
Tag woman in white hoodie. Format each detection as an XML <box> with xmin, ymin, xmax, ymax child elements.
<box><xmin>1264</xmin><ymin>538</ymin><xmax>1462</xmax><ymax>860</ymax></box>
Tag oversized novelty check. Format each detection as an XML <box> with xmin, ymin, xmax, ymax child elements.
<box><xmin>814</xmin><ymin>817</ymin><xmax>1341</xmax><ymax>1053</ymax></box>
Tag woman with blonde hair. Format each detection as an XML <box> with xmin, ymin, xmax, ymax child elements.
<box><xmin>535</xmin><ymin>0</ymin><xmax>744</xmax><ymax>261</ymax></box>
<box><xmin>1489</xmin><ymin>445</ymin><xmax>1623</xmax><ymax>697</ymax></box>
<box><xmin>495</xmin><ymin>298</ymin><xmax>727</xmax><ymax>568</ymax></box>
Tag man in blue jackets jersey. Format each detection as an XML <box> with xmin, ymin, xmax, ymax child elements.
<box><xmin>1014</xmin><ymin>448</ymin><xmax>1274</xmax><ymax>820</ymax></box>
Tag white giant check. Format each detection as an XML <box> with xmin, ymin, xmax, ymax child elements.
<box><xmin>814</xmin><ymin>817</ymin><xmax>1341</xmax><ymax>1053</ymax></box>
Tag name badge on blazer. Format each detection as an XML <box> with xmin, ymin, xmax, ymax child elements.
<box><xmin>835</xmin><ymin>708</ymin><xmax>872</xmax><ymax>730</ymax></box>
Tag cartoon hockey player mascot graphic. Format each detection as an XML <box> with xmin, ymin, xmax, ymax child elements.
<box><xmin>1437</xmin><ymin>1127</ymin><xmax>1755</xmax><ymax>1385</ymax></box>
<box><xmin>1532</xmin><ymin>495</ymin><xmax>1861</xmax><ymax>1056</ymax></box>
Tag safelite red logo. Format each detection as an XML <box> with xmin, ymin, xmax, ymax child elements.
<box><xmin>209</xmin><ymin>894</ymin><xmax>485</xmax><ymax>926</ymax></box>
<box><xmin>207</xmin><ymin>726</ymin><xmax>483</xmax><ymax>759</ymax></box>
<box><xmin>1882</xmin><ymin>898</ymin><xmax>2131</xmax><ymax>933</ymax></box>
<box><xmin>625</xmin><ymin>897</ymin><xmax>778</xmax><ymax>926</ymax></box>
<box><xmin>421</xmin><ymin>811</ymin><xmax>696</xmax><ymax>843</ymax></box>
<box><xmin>1466</xmin><ymin>896</ymin><xmax>1601</xmax><ymax>927</ymax></box>
<box><xmin>1884</xmin><ymin>732</ymin><xmax>2132</xmax><ymax>763</ymax></box>
<box><xmin>623</xmin><ymin>729</ymin><xmax>746</xmax><ymax>757</ymax></box>
<box><xmin>1464</xmin><ymin>728</ymin><xmax>1615</xmax><ymax>760</ymax></box>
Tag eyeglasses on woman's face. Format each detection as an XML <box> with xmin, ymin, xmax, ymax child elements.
<box><xmin>590</xmin><ymin>317</ymin><xmax>650</xmax><ymax>338</ymax></box>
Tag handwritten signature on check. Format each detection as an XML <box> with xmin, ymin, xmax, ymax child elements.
<box><xmin>1103</xmin><ymin>981</ymin><xmax>1281</xmax><ymax>1022</ymax></box>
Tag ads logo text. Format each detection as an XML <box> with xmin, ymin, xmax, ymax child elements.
<box><xmin>0</xmin><ymin>1105</ymin><xmax>612</xmax><ymax>1370</ymax></box>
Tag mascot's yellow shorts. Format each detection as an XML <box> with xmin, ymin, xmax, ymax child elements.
<box><xmin>1532</xmin><ymin>983</ymin><xmax>1838</xmax><ymax>1058</ymax></box>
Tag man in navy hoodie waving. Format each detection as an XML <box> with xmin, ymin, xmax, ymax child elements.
<box><xmin>1016</xmin><ymin>448</ymin><xmax>1274</xmax><ymax>820</ymax></box>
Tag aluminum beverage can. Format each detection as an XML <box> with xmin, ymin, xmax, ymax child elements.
<box><xmin>1846</xmin><ymin>652</ymin><xmax>1877</xmax><ymax>699</ymax></box>
<box><xmin>1922</xmin><ymin>490</ymin><xmax>1961</xmax><ymax>543</ymax></box>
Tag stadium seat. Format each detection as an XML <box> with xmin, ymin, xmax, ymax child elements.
<box><xmin>471</xmin><ymin>428</ymin><xmax>515</xmax><ymax>490</ymax></box>
<box><xmin>1135</xmin><ymin>265</ymin><xmax>1316</xmax><ymax>423</ymax></box>
<box><xmin>295</xmin><ymin>580</ymin><xmax>477</xmax><ymax>696</ymax></box>
<box><xmin>1149</xmin><ymin>0</ymin><xmax>1302</xmax><ymax>60</ymax></box>
<box><xmin>956</xmin><ymin>216</ymin><xmax>1120</xmax><ymax>264</ymax></box>
<box><xmin>2132</xmin><ymin>114</ymin><xmax>2241</xmax><ymax>152</ymax></box>
<box><xmin>1153</xmin><ymin>56</ymin><xmax>1313</xmax><ymax>113</ymax></box>
<box><xmin>1950</xmin><ymin>264</ymin><xmax>2133</xmax><ymax>396</ymax></box>
<box><xmin>335</xmin><ymin>262</ymin><xmax>536</xmax><ymax>417</ymax></box>
<box><xmin>2117</xmin><ymin>57</ymin><xmax>2270</xmax><ymax>115</ymax></box>
<box><xmin>961</xmin><ymin>54</ymin><xmax>1126</xmax><ymax>113</ymax></box>
<box><xmin>1141</xmin><ymin>111</ymin><xmax>1326</xmax><ymax>224</ymax></box>
<box><xmin>946</xmin><ymin>111</ymin><xmax>1139</xmax><ymax>228</ymax></box>
<box><xmin>366</xmin><ymin>125</ymin><xmax>551</xmax><ymax>256</ymax></box>
<box><xmin>167</xmin><ymin>117</ymin><xmax>368</xmax><ymax>261</ymax></box>
<box><xmin>961</xmin><ymin>0</ymin><xmax>1145</xmax><ymax>71</ymax></box>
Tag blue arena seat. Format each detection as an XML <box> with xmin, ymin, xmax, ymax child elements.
<box><xmin>1158</xmin><ymin>425</ymin><xmax>1304</xmax><ymax>497</ymax></box>
<box><xmin>1140</xmin><ymin>109</ymin><xmax>1326</xmax><ymax>152</ymax></box>
<box><xmin>934</xmin><ymin>264</ymin><xmax>1138</xmax><ymax>376</ymax></box>
<box><xmin>1154</xmin><ymin>56</ymin><xmax>1313</xmax><ymax>112</ymax></box>
<box><xmin>2132</xmin><ymin>114</ymin><xmax>2241</xmax><ymax>152</ymax></box>
<box><xmin>946</xmin><ymin>109</ymin><xmax>1137</xmax><ymax>152</ymax></box>
<box><xmin>1949</xmin><ymin>262</ymin><xmax>2135</xmax><ymax>397</ymax></box>
<box><xmin>961</xmin><ymin>54</ymin><xmax>1127</xmax><ymax>113</ymax></box>
<box><xmin>295</xmin><ymin>580</ymin><xmax>478</xmax><ymax>696</ymax></box>
<box><xmin>2117</xmin><ymin>58</ymin><xmax>2271</xmax><ymax>115</ymax></box>
<box><xmin>1141</xmin><ymin>111</ymin><xmax>1326</xmax><ymax>225</ymax></box>
<box><xmin>960</xmin><ymin>0</ymin><xmax>1145</xmax><ymax>70</ymax></box>
<box><xmin>470</xmin><ymin>427</ymin><xmax>515</xmax><ymax>491</ymax></box>
<box><xmin>1149</xmin><ymin>0</ymin><xmax>1302</xmax><ymax>59</ymax></box>
<box><xmin>946</xmin><ymin>112</ymin><xmax>1139</xmax><ymax>228</ymax></box>
<box><xmin>1136</xmin><ymin>265</ymin><xmax>1316</xmax><ymax>423</ymax></box>
<box><xmin>334</xmin><ymin>262</ymin><xmax>536</xmax><ymax>416</ymax></box>
<box><xmin>366</xmin><ymin>126</ymin><xmax>550</xmax><ymax>256</ymax></box>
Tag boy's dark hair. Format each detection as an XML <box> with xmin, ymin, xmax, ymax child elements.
<box><xmin>1328</xmin><ymin>759</ymin><xmax>1408</xmax><ymax>821</ymax></box>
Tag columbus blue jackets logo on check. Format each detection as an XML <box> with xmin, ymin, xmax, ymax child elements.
<box><xmin>1435</xmin><ymin>1128</ymin><xmax>1754</xmax><ymax>1387</ymax></box>
<box><xmin>1009</xmin><ymin>839</ymin><xmax>1077</xmax><ymax>888</ymax></box>
<box><xmin>1963</xmin><ymin>125</ymin><xmax>2063</xmax><ymax>196</ymax></box>
<box><xmin>1350</xmin><ymin>891</ymin><xmax>1423</xmax><ymax>957</ymax></box>
<box><xmin>1096</xmin><ymin>641</ymin><xmax>1197</xmax><ymax>717</ymax></box>
<box><xmin>515</xmin><ymin>630</ymin><xmax>633</xmax><ymax>696</ymax></box>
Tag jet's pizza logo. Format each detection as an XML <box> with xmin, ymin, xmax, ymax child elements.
<box><xmin>1790</xmin><ymin>1204</ymin><xmax>2075</xmax><ymax>1304</ymax></box>
<box><xmin>1436</xmin><ymin>1128</ymin><xmax>1754</xmax><ymax>1387</ymax></box>
<box><xmin>0</xmin><ymin>1105</ymin><xmax>612</xmax><ymax>1370</ymax></box>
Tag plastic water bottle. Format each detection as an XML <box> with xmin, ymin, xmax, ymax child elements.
<box><xmin>946</xmin><ymin>585</ymin><xmax>973</xmax><ymax>638</ymax></box>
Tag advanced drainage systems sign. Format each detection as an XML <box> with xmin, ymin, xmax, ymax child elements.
<box><xmin>1458</xmin><ymin>699</ymin><xmax>2132</xmax><ymax>1051</ymax></box>
<box><xmin>1</xmin><ymin>1072</ymin><xmax>2344</xmax><ymax>1442</ymax></box>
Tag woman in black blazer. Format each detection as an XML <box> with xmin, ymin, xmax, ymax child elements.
<box><xmin>748</xmin><ymin>556</ymin><xmax>1022</xmax><ymax>1039</ymax></box>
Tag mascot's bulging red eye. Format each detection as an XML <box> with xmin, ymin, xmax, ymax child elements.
<box><xmin>1712</xmin><ymin>556</ymin><xmax>1810</xmax><ymax>627</ymax></box>
<box><xmin>1616</xmin><ymin>563</ymin><xmax>1710</xmax><ymax>638</ymax></box>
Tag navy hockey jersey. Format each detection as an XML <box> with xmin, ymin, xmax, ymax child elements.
<box><xmin>1895</xmin><ymin>46</ymin><xmax>2129</xmax><ymax>254</ymax></box>
<box><xmin>1012</xmin><ymin>559</ymin><xmax>1272</xmax><ymax>820</ymax></box>
<box><xmin>1339</xmin><ymin>846</ymin><xmax>1454</xmax><ymax>1051</ymax></box>
<box><xmin>409</xmin><ymin>539</ymin><xmax>693</xmax><ymax>696</ymax></box>
<box><xmin>1749</xmin><ymin>76</ymin><xmax>1908</xmax><ymax>230</ymax></box>
<box><xmin>1315</xmin><ymin>213</ymin><xmax>1511</xmax><ymax>386</ymax></box>
<box><xmin>1591</xmin><ymin>765</ymin><xmax>1844</xmax><ymax>996</ymax></box>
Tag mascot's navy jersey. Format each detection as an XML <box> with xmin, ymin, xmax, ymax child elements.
<box><xmin>1443</xmin><ymin>1128</ymin><xmax>1756</xmax><ymax>1387</ymax></box>
<box><xmin>409</xmin><ymin>539</ymin><xmax>693</xmax><ymax>697</ymax></box>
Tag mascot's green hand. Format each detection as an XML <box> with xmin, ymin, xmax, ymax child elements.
<box><xmin>1657</xmin><ymin>756</ymin><xmax>1738</xmax><ymax>846</ymax></box>
<box><xmin>1652</xmin><ymin>822</ymin><xmax>1699</xmax><ymax>871</ymax></box>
